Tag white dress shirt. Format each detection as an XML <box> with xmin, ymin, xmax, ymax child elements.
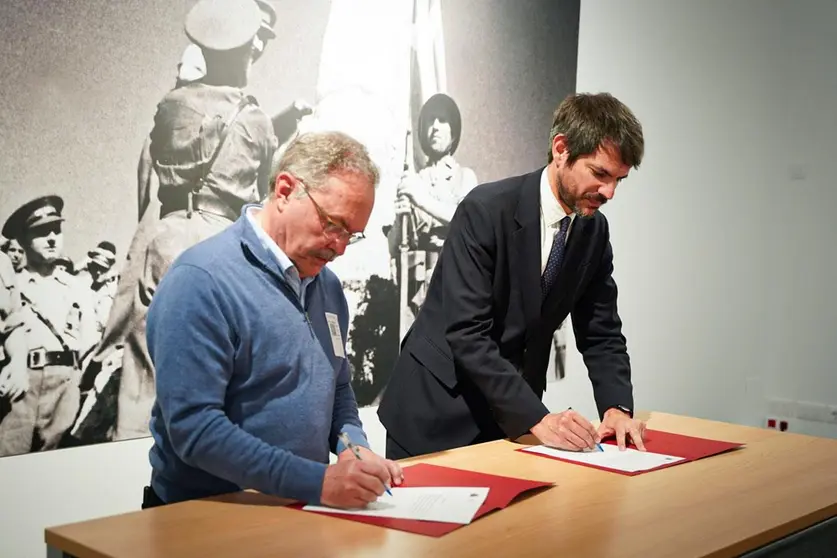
<box><xmin>246</xmin><ymin>205</ymin><xmax>313</xmax><ymax>308</ymax></box>
<box><xmin>539</xmin><ymin>167</ymin><xmax>576</xmax><ymax>274</ymax></box>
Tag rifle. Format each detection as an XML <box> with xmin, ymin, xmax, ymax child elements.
<box><xmin>398</xmin><ymin>128</ymin><xmax>413</xmax><ymax>343</ymax></box>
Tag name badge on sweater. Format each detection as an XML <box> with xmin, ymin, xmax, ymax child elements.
<box><xmin>324</xmin><ymin>312</ymin><xmax>345</xmax><ymax>358</ymax></box>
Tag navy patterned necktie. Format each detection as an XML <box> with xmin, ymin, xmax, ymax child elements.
<box><xmin>541</xmin><ymin>216</ymin><xmax>571</xmax><ymax>298</ymax></box>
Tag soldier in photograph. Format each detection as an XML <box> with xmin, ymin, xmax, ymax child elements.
<box><xmin>387</xmin><ymin>93</ymin><xmax>477</xmax><ymax>329</ymax></box>
<box><xmin>83</xmin><ymin>241</ymin><xmax>118</xmax><ymax>337</ymax></box>
<box><xmin>86</xmin><ymin>0</ymin><xmax>281</xmax><ymax>442</ymax></box>
<box><xmin>0</xmin><ymin>250</ymin><xmax>28</xmax><ymax>456</ymax></box>
<box><xmin>0</xmin><ymin>195</ymin><xmax>97</xmax><ymax>455</ymax></box>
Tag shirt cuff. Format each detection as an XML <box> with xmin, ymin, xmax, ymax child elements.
<box><xmin>335</xmin><ymin>423</ymin><xmax>370</xmax><ymax>455</ymax></box>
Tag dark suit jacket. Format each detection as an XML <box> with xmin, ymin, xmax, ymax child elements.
<box><xmin>377</xmin><ymin>167</ymin><xmax>634</xmax><ymax>457</ymax></box>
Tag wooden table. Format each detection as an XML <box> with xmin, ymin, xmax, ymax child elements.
<box><xmin>45</xmin><ymin>412</ymin><xmax>837</xmax><ymax>558</ymax></box>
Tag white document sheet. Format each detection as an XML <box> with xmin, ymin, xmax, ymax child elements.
<box><xmin>303</xmin><ymin>486</ymin><xmax>490</xmax><ymax>524</ymax></box>
<box><xmin>522</xmin><ymin>444</ymin><xmax>685</xmax><ymax>473</ymax></box>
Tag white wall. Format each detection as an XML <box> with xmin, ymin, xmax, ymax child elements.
<box><xmin>757</xmin><ymin>0</ymin><xmax>837</xmax><ymax>436</ymax></box>
<box><xmin>570</xmin><ymin>0</ymin><xmax>837</xmax><ymax>434</ymax></box>
<box><xmin>3</xmin><ymin>1</ymin><xmax>837</xmax><ymax>556</ymax></box>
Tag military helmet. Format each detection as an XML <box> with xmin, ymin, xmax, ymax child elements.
<box><xmin>418</xmin><ymin>93</ymin><xmax>463</xmax><ymax>156</ymax></box>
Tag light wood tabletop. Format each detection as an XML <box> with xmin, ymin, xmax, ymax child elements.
<box><xmin>45</xmin><ymin>412</ymin><xmax>837</xmax><ymax>558</ymax></box>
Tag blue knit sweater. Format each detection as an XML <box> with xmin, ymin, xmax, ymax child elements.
<box><xmin>146</xmin><ymin>206</ymin><xmax>370</xmax><ymax>505</ymax></box>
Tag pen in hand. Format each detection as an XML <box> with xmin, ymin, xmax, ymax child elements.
<box><xmin>339</xmin><ymin>432</ymin><xmax>392</xmax><ymax>496</ymax></box>
<box><xmin>567</xmin><ymin>406</ymin><xmax>603</xmax><ymax>452</ymax></box>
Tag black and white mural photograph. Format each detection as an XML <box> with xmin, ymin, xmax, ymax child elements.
<box><xmin>0</xmin><ymin>0</ymin><xmax>579</xmax><ymax>457</ymax></box>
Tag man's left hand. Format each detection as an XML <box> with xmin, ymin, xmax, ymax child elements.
<box><xmin>338</xmin><ymin>446</ymin><xmax>405</xmax><ymax>488</ymax></box>
<box><xmin>597</xmin><ymin>408</ymin><xmax>647</xmax><ymax>451</ymax></box>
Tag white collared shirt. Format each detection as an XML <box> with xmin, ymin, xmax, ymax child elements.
<box><xmin>245</xmin><ymin>205</ymin><xmax>313</xmax><ymax>307</ymax></box>
<box><xmin>539</xmin><ymin>167</ymin><xmax>576</xmax><ymax>274</ymax></box>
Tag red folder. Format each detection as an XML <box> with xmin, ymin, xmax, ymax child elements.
<box><xmin>293</xmin><ymin>463</ymin><xmax>554</xmax><ymax>537</ymax></box>
<box><xmin>517</xmin><ymin>429</ymin><xmax>744</xmax><ymax>476</ymax></box>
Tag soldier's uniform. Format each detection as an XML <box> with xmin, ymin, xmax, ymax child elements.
<box><xmin>0</xmin><ymin>252</ymin><xmax>19</xmax><ymax>336</ymax></box>
<box><xmin>404</xmin><ymin>157</ymin><xmax>476</xmax><ymax>310</ymax></box>
<box><xmin>85</xmin><ymin>0</ymin><xmax>279</xmax><ymax>442</ymax></box>
<box><xmin>0</xmin><ymin>251</ymin><xmax>28</xmax><ymax>456</ymax></box>
<box><xmin>390</xmin><ymin>93</ymin><xmax>477</xmax><ymax>321</ymax></box>
<box><xmin>0</xmin><ymin>196</ymin><xmax>97</xmax><ymax>454</ymax></box>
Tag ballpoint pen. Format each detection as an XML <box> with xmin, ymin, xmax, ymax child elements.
<box><xmin>339</xmin><ymin>432</ymin><xmax>393</xmax><ymax>496</ymax></box>
<box><xmin>567</xmin><ymin>406</ymin><xmax>603</xmax><ymax>451</ymax></box>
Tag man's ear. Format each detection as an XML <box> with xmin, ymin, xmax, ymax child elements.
<box><xmin>272</xmin><ymin>172</ymin><xmax>296</xmax><ymax>204</ymax></box>
<box><xmin>551</xmin><ymin>133</ymin><xmax>569</xmax><ymax>164</ymax></box>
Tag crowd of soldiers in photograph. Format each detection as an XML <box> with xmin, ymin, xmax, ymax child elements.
<box><xmin>0</xmin><ymin>0</ymin><xmax>569</xmax><ymax>458</ymax></box>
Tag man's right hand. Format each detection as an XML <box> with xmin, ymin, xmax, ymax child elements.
<box><xmin>320</xmin><ymin>458</ymin><xmax>392</xmax><ymax>509</ymax></box>
<box><xmin>530</xmin><ymin>409</ymin><xmax>600</xmax><ymax>451</ymax></box>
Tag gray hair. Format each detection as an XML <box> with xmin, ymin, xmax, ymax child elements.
<box><xmin>270</xmin><ymin>131</ymin><xmax>380</xmax><ymax>199</ymax></box>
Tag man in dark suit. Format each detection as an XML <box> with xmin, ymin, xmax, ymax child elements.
<box><xmin>377</xmin><ymin>92</ymin><xmax>648</xmax><ymax>459</ymax></box>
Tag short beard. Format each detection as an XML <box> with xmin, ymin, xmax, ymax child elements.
<box><xmin>556</xmin><ymin>173</ymin><xmax>604</xmax><ymax>219</ymax></box>
<box><xmin>556</xmin><ymin>173</ymin><xmax>586</xmax><ymax>218</ymax></box>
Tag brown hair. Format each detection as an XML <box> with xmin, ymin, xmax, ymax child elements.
<box><xmin>547</xmin><ymin>92</ymin><xmax>644</xmax><ymax>168</ymax></box>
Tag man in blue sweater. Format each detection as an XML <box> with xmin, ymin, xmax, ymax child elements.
<box><xmin>142</xmin><ymin>130</ymin><xmax>403</xmax><ymax>509</ymax></box>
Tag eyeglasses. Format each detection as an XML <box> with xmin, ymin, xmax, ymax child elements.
<box><xmin>294</xmin><ymin>176</ymin><xmax>365</xmax><ymax>245</ymax></box>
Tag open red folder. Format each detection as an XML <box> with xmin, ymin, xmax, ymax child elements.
<box><xmin>293</xmin><ymin>462</ymin><xmax>554</xmax><ymax>537</ymax></box>
<box><xmin>517</xmin><ymin>429</ymin><xmax>744</xmax><ymax>476</ymax></box>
